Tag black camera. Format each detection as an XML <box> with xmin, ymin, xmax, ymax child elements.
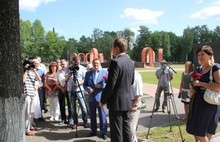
<box><xmin>69</xmin><ymin>63</ymin><xmax>79</xmax><ymax>72</ymax></box>
<box><xmin>23</xmin><ymin>60</ymin><xmax>35</xmax><ymax>71</ymax></box>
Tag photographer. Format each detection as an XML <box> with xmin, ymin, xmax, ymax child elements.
<box><xmin>23</xmin><ymin>59</ymin><xmax>41</xmax><ymax>136</ymax></box>
<box><xmin>154</xmin><ymin>60</ymin><xmax>173</xmax><ymax>113</ymax></box>
<box><xmin>65</xmin><ymin>56</ymin><xmax>88</xmax><ymax>129</ymax></box>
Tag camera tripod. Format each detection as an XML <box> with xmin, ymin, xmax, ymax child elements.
<box><xmin>67</xmin><ymin>70</ymin><xmax>89</xmax><ymax>137</ymax></box>
<box><xmin>146</xmin><ymin>65</ymin><xmax>185</xmax><ymax>142</ymax></box>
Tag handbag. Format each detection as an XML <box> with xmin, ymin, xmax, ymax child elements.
<box><xmin>203</xmin><ymin>64</ymin><xmax>220</xmax><ymax>105</ymax></box>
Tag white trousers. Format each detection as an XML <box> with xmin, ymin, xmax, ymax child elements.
<box><xmin>128</xmin><ymin>110</ymin><xmax>141</xmax><ymax>142</ymax></box>
<box><xmin>25</xmin><ymin>96</ymin><xmax>34</xmax><ymax>132</ymax></box>
<box><xmin>48</xmin><ymin>95</ymin><xmax>60</xmax><ymax>119</ymax></box>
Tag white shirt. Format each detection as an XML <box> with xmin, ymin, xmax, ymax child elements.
<box><xmin>55</xmin><ymin>68</ymin><xmax>67</xmax><ymax>87</ymax></box>
<box><xmin>131</xmin><ymin>71</ymin><xmax>144</xmax><ymax>106</ymax></box>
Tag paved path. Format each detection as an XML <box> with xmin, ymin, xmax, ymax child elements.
<box><xmin>26</xmin><ymin>83</ymin><xmax>220</xmax><ymax>142</ymax></box>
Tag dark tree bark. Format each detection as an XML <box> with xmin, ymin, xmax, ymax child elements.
<box><xmin>0</xmin><ymin>0</ymin><xmax>25</xmax><ymax>142</ymax></box>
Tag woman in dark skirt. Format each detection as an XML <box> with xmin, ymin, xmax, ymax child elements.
<box><xmin>186</xmin><ymin>45</ymin><xmax>220</xmax><ymax>142</ymax></box>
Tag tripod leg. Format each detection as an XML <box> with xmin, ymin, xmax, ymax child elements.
<box><xmin>146</xmin><ymin>97</ymin><xmax>157</xmax><ymax>139</ymax></box>
<box><xmin>170</xmin><ymin>94</ymin><xmax>180</xmax><ymax>119</ymax></box>
<box><xmin>166</xmin><ymin>94</ymin><xmax>172</xmax><ymax>132</ymax></box>
<box><xmin>170</xmin><ymin>94</ymin><xmax>185</xmax><ymax>142</ymax></box>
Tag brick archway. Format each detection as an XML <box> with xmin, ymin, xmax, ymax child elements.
<box><xmin>158</xmin><ymin>48</ymin><xmax>163</xmax><ymax>61</ymax></box>
<box><xmin>99</xmin><ymin>53</ymin><xmax>104</xmax><ymax>63</ymax></box>
<box><xmin>86</xmin><ymin>53</ymin><xmax>90</xmax><ymax>63</ymax></box>
<box><xmin>141</xmin><ymin>47</ymin><xmax>155</xmax><ymax>67</ymax></box>
<box><xmin>89</xmin><ymin>48</ymin><xmax>99</xmax><ymax>63</ymax></box>
<box><xmin>78</xmin><ymin>53</ymin><xmax>86</xmax><ymax>64</ymax></box>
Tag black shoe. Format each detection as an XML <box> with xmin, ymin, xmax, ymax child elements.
<box><xmin>87</xmin><ymin>132</ymin><xmax>96</xmax><ymax>137</ymax></box>
<box><xmin>44</xmin><ymin>109</ymin><xmax>48</xmax><ymax>113</ymax></box>
<box><xmin>153</xmin><ymin>108</ymin><xmax>159</xmax><ymax>112</ymax></box>
<box><xmin>102</xmin><ymin>134</ymin><xmax>107</xmax><ymax>140</ymax></box>
<box><xmin>38</xmin><ymin>117</ymin><xmax>45</xmax><ymax>121</ymax></box>
<box><xmin>84</xmin><ymin>123</ymin><xmax>89</xmax><ymax>128</ymax></box>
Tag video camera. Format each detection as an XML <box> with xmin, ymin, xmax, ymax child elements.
<box><xmin>22</xmin><ymin>55</ymin><xmax>35</xmax><ymax>71</ymax></box>
<box><xmin>23</xmin><ymin>59</ymin><xmax>35</xmax><ymax>71</ymax></box>
<box><xmin>69</xmin><ymin>62</ymin><xmax>79</xmax><ymax>72</ymax></box>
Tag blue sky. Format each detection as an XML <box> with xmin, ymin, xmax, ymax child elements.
<box><xmin>19</xmin><ymin>0</ymin><xmax>220</xmax><ymax>40</ymax></box>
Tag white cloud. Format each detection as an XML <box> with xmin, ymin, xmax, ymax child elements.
<box><xmin>190</xmin><ymin>0</ymin><xmax>220</xmax><ymax>20</ymax></box>
<box><xmin>19</xmin><ymin>0</ymin><xmax>56</xmax><ymax>11</ymax></box>
<box><xmin>196</xmin><ymin>0</ymin><xmax>204</xmax><ymax>4</ymax></box>
<box><xmin>213</xmin><ymin>0</ymin><xmax>220</xmax><ymax>5</ymax></box>
<box><xmin>120</xmin><ymin>8</ymin><xmax>164</xmax><ymax>25</ymax></box>
<box><xmin>190</xmin><ymin>5</ymin><xmax>220</xmax><ymax>20</ymax></box>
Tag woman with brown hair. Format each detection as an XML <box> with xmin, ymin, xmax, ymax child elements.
<box><xmin>186</xmin><ymin>45</ymin><xmax>220</xmax><ymax>142</ymax></box>
<box><xmin>44</xmin><ymin>62</ymin><xmax>60</xmax><ymax>121</ymax></box>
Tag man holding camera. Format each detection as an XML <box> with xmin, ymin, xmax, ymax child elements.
<box><xmin>65</xmin><ymin>56</ymin><xmax>88</xmax><ymax>129</ymax></box>
<box><xmin>23</xmin><ymin>59</ymin><xmax>41</xmax><ymax>136</ymax></box>
<box><xmin>154</xmin><ymin>60</ymin><xmax>173</xmax><ymax>113</ymax></box>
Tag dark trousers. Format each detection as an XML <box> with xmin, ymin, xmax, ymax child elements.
<box><xmin>38</xmin><ymin>88</ymin><xmax>44</xmax><ymax>112</ymax></box>
<box><xmin>155</xmin><ymin>85</ymin><xmax>169</xmax><ymax>110</ymax></box>
<box><xmin>58</xmin><ymin>88</ymin><xmax>67</xmax><ymax>121</ymax></box>
<box><xmin>109</xmin><ymin>110</ymin><xmax>131</xmax><ymax>142</ymax></box>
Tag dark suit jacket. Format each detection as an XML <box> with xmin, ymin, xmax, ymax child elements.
<box><xmin>100</xmin><ymin>54</ymin><xmax>134</xmax><ymax>111</ymax></box>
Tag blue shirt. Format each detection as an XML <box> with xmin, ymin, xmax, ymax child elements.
<box><xmin>36</xmin><ymin>68</ymin><xmax>45</xmax><ymax>90</ymax></box>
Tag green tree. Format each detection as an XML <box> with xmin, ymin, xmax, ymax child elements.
<box><xmin>168</xmin><ymin>32</ymin><xmax>180</xmax><ymax>62</ymax></box>
<box><xmin>212</xmin><ymin>26</ymin><xmax>220</xmax><ymax>42</ymax></box>
<box><xmin>161</xmin><ymin>32</ymin><xmax>171</xmax><ymax>60</ymax></box>
<box><xmin>31</xmin><ymin>19</ymin><xmax>45</xmax><ymax>57</ymax></box>
<box><xmin>150</xmin><ymin>31</ymin><xmax>162</xmax><ymax>52</ymax></box>
<box><xmin>182</xmin><ymin>27</ymin><xmax>194</xmax><ymax>61</ymax></box>
<box><xmin>133</xmin><ymin>26</ymin><xmax>152</xmax><ymax>61</ymax></box>
<box><xmin>44</xmin><ymin>31</ymin><xmax>65</xmax><ymax>61</ymax></box>
<box><xmin>20</xmin><ymin>19</ymin><xmax>34</xmax><ymax>58</ymax></box>
<box><xmin>100</xmin><ymin>31</ymin><xmax>117</xmax><ymax>60</ymax></box>
<box><xmin>77</xmin><ymin>35</ymin><xmax>93</xmax><ymax>53</ymax></box>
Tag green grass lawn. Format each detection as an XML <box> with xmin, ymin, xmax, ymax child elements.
<box><xmin>136</xmin><ymin>64</ymin><xmax>220</xmax><ymax>141</ymax></box>
<box><xmin>136</xmin><ymin>64</ymin><xmax>184</xmax><ymax>89</ymax></box>
<box><xmin>138</xmin><ymin>121</ymin><xmax>220</xmax><ymax>142</ymax></box>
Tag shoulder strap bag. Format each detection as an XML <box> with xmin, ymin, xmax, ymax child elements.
<box><xmin>203</xmin><ymin>64</ymin><xmax>220</xmax><ymax>105</ymax></box>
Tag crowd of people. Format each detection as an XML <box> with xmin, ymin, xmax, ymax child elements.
<box><xmin>23</xmin><ymin>38</ymin><xmax>220</xmax><ymax>142</ymax></box>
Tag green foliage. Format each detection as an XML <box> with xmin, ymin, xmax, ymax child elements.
<box><xmin>20</xmin><ymin>18</ymin><xmax>220</xmax><ymax>63</ymax></box>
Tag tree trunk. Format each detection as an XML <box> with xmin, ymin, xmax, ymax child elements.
<box><xmin>0</xmin><ymin>0</ymin><xmax>25</xmax><ymax>142</ymax></box>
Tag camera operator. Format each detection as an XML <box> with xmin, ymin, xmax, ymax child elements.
<box><xmin>154</xmin><ymin>60</ymin><xmax>173</xmax><ymax>113</ymax></box>
<box><xmin>23</xmin><ymin>59</ymin><xmax>41</xmax><ymax>136</ymax></box>
<box><xmin>65</xmin><ymin>56</ymin><xmax>88</xmax><ymax>129</ymax></box>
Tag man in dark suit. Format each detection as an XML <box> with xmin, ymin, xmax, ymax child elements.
<box><xmin>83</xmin><ymin>58</ymin><xmax>108</xmax><ymax>140</ymax></box>
<box><xmin>99</xmin><ymin>38</ymin><xmax>135</xmax><ymax>142</ymax></box>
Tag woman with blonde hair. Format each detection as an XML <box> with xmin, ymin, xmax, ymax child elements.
<box><xmin>179</xmin><ymin>61</ymin><xmax>194</xmax><ymax>121</ymax></box>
